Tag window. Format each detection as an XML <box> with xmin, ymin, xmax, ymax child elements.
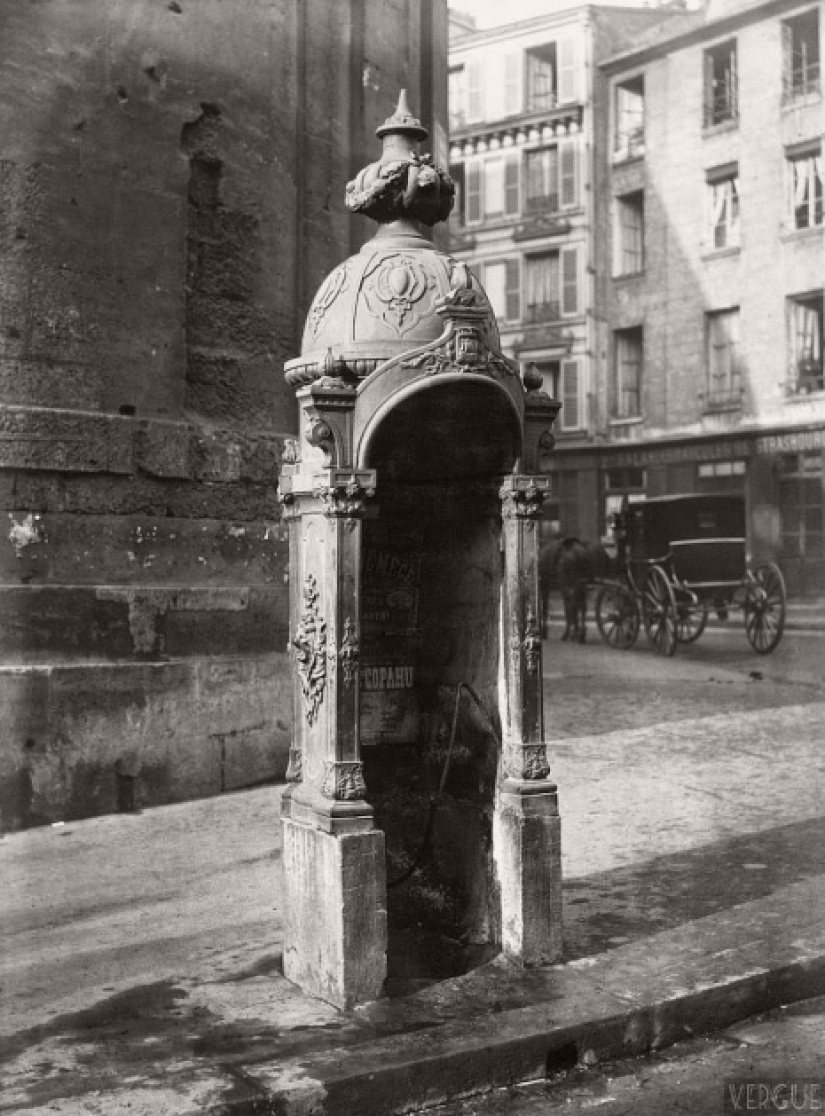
<box><xmin>525</xmin><ymin>139</ymin><xmax>579</xmax><ymax>213</ymax></box>
<box><xmin>614</xmin><ymin>75</ymin><xmax>645</xmax><ymax>157</ymax></box>
<box><xmin>467</xmin><ymin>58</ymin><xmax>483</xmax><ymax>122</ymax></box>
<box><xmin>704</xmin><ymin>40</ymin><xmax>738</xmax><ymax>127</ymax></box>
<box><xmin>534</xmin><ymin>360</ymin><xmax>560</xmax><ymax>398</ymax></box>
<box><xmin>560</xmin><ymin>359</ymin><xmax>582</xmax><ymax>430</ymax></box>
<box><xmin>526</xmin><ymin>147</ymin><xmax>559</xmax><ymax>212</ymax></box>
<box><xmin>449</xmin><ymin>66</ymin><xmax>467</xmax><ymax>129</ymax></box>
<box><xmin>449</xmin><ymin>164</ymin><xmax>465</xmax><ymax>228</ymax></box>
<box><xmin>526</xmin><ymin>43</ymin><xmax>557</xmax><ymax>111</ymax></box>
<box><xmin>697</xmin><ymin>460</ymin><xmax>746</xmax><ymax>493</ymax></box>
<box><xmin>707</xmin><ymin>169</ymin><xmax>740</xmax><ymax>249</ymax></box>
<box><xmin>557</xmin><ymin>33</ymin><xmax>581</xmax><ymax>105</ymax></box>
<box><xmin>614</xmin><ymin>191</ymin><xmax>644</xmax><ymax>275</ymax></box>
<box><xmin>531</xmin><ymin>359</ymin><xmax>581</xmax><ymax>431</ymax></box>
<box><xmin>524</xmin><ymin>247</ymin><xmax>579</xmax><ymax>322</ymax></box>
<box><xmin>466</xmin><ymin>160</ymin><xmax>481</xmax><ymax>223</ymax></box>
<box><xmin>613</xmin><ymin>327</ymin><xmax>643</xmax><ymax>418</ymax></box>
<box><xmin>525</xmin><ymin>254</ymin><xmax>560</xmax><ymax>323</ymax></box>
<box><xmin>464</xmin><ymin>155</ymin><xmax>520</xmax><ymax>223</ymax></box>
<box><xmin>783</xmin><ymin>9</ymin><xmax>821</xmax><ymax>102</ymax></box>
<box><xmin>466</xmin><ymin>53</ymin><xmax>521</xmax><ymax>122</ymax></box>
<box><xmin>787</xmin><ymin>148</ymin><xmax>823</xmax><ymax>229</ymax></box>
<box><xmin>698</xmin><ymin>461</ymin><xmax>746</xmax><ymax>478</ymax></box>
<box><xmin>484</xmin><ymin>259</ymin><xmax>520</xmax><ymax>323</ymax></box>
<box><xmin>606</xmin><ymin>468</ymin><xmax>645</xmax><ymax>490</ymax></box>
<box><xmin>788</xmin><ymin>292</ymin><xmax>824</xmax><ymax>394</ymax></box>
<box><xmin>705</xmin><ymin>309</ymin><xmax>742</xmax><ymax>409</ymax></box>
<box><xmin>779</xmin><ymin>453</ymin><xmax>823</xmax><ymax>569</ymax></box>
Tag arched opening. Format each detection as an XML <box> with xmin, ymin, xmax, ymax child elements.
<box><xmin>359</xmin><ymin>379</ymin><xmax>520</xmax><ymax>992</ymax></box>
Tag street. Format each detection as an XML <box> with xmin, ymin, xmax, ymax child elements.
<box><xmin>543</xmin><ymin>618</ymin><xmax>825</xmax><ymax>739</ymax></box>
<box><xmin>1</xmin><ymin>623</ymin><xmax>824</xmax><ymax>1113</ymax></box>
<box><xmin>434</xmin><ymin>995</ymin><xmax>825</xmax><ymax>1115</ymax></box>
<box><xmin>542</xmin><ymin>622</ymin><xmax>825</xmax><ymax>960</ymax></box>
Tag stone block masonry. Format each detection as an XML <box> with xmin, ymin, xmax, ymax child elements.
<box><xmin>0</xmin><ymin>0</ymin><xmax>448</xmax><ymax>829</ymax></box>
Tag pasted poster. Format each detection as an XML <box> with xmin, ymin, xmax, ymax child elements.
<box><xmin>360</xmin><ymin>535</ymin><xmax>422</xmax><ymax>746</ymax></box>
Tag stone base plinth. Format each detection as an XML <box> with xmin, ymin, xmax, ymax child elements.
<box><xmin>282</xmin><ymin>813</ymin><xmax>387</xmax><ymax>1008</ymax></box>
<box><xmin>495</xmin><ymin>782</ymin><xmax>562</xmax><ymax>965</ymax></box>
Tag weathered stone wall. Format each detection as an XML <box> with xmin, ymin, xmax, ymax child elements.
<box><xmin>0</xmin><ymin>0</ymin><xmax>448</xmax><ymax>829</ymax></box>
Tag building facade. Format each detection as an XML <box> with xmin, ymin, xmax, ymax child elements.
<box><xmin>0</xmin><ymin>0</ymin><xmax>448</xmax><ymax>829</ymax></box>
<box><xmin>447</xmin><ymin>5</ymin><xmax>693</xmax><ymax>541</ymax></box>
<box><xmin>449</xmin><ymin>0</ymin><xmax>823</xmax><ymax>595</ymax></box>
<box><xmin>597</xmin><ymin>0</ymin><xmax>823</xmax><ymax>594</ymax></box>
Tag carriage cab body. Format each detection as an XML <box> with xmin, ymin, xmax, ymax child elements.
<box><xmin>601</xmin><ymin>494</ymin><xmax>786</xmax><ymax>657</ymax></box>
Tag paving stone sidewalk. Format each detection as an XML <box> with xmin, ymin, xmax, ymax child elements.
<box><xmin>2</xmin><ymin>701</ymin><xmax>825</xmax><ymax>1114</ymax></box>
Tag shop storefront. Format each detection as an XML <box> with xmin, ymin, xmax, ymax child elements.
<box><xmin>544</xmin><ymin>425</ymin><xmax>825</xmax><ymax>595</ymax></box>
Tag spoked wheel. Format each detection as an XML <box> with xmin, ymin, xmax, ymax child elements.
<box><xmin>744</xmin><ymin>562</ymin><xmax>786</xmax><ymax>654</ymax></box>
<box><xmin>641</xmin><ymin>565</ymin><xmax>677</xmax><ymax>657</ymax></box>
<box><xmin>596</xmin><ymin>582</ymin><xmax>640</xmax><ymax>650</ymax></box>
<box><xmin>674</xmin><ymin>590</ymin><xmax>709</xmax><ymax>644</ymax></box>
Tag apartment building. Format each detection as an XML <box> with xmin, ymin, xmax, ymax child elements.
<box><xmin>599</xmin><ymin>0</ymin><xmax>824</xmax><ymax>593</ymax></box>
<box><xmin>447</xmin><ymin>5</ymin><xmax>693</xmax><ymax>540</ymax></box>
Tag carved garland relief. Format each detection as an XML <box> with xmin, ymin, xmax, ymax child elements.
<box><xmin>523</xmin><ymin>607</ymin><xmax>542</xmax><ymax>675</ymax></box>
<box><xmin>292</xmin><ymin>574</ymin><xmax>327</xmax><ymax>726</ymax></box>
<box><xmin>339</xmin><ymin>618</ymin><xmax>359</xmax><ymax>688</ymax></box>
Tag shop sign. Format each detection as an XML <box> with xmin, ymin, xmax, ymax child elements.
<box><xmin>608</xmin><ymin>440</ymin><xmax>752</xmax><ymax>468</ymax></box>
<box><xmin>755</xmin><ymin>429</ymin><xmax>825</xmax><ymax>455</ymax></box>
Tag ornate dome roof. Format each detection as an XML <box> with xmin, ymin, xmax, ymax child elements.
<box><xmin>286</xmin><ymin>93</ymin><xmax>500</xmax><ymax>386</ymax></box>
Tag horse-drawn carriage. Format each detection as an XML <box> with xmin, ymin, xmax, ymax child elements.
<box><xmin>595</xmin><ymin>494</ymin><xmax>787</xmax><ymax>657</ymax></box>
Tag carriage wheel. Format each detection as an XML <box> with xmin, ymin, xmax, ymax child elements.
<box><xmin>641</xmin><ymin>566</ymin><xmax>677</xmax><ymax>657</ymax></box>
<box><xmin>744</xmin><ymin>562</ymin><xmax>786</xmax><ymax>654</ymax></box>
<box><xmin>596</xmin><ymin>583</ymin><xmax>640</xmax><ymax>650</ymax></box>
<box><xmin>674</xmin><ymin>592</ymin><xmax>709</xmax><ymax>644</ymax></box>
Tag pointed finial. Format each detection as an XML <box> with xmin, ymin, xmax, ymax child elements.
<box><xmin>375</xmin><ymin>88</ymin><xmax>429</xmax><ymax>143</ymax></box>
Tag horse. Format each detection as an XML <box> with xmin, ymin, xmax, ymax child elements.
<box><xmin>539</xmin><ymin>538</ymin><xmax>614</xmax><ymax>643</ymax></box>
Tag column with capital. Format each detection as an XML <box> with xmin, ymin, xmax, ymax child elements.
<box><xmin>279</xmin><ymin>382</ymin><xmax>387</xmax><ymax>1008</ymax></box>
<box><xmin>495</xmin><ymin>473</ymin><xmax>562</xmax><ymax>966</ymax></box>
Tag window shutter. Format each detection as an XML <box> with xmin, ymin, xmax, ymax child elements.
<box><xmin>559</xmin><ymin>138</ymin><xmax>579</xmax><ymax>208</ymax></box>
<box><xmin>561</xmin><ymin>246</ymin><xmax>579</xmax><ymax>316</ymax></box>
<box><xmin>467</xmin><ymin>159</ymin><xmax>481</xmax><ymax>223</ymax></box>
<box><xmin>504</xmin><ymin>52</ymin><xmax>521</xmax><ymax>115</ymax></box>
<box><xmin>704</xmin><ymin>51</ymin><xmax>714</xmax><ymax>125</ymax></box>
<box><xmin>505</xmin><ymin>259</ymin><xmax>520</xmax><ymax>321</ymax></box>
<box><xmin>557</xmin><ymin>32</ymin><xmax>580</xmax><ymax>104</ymax></box>
<box><xmin>504</xmin><ymin>153</ymin><xmax>520</xmax><ymax>215</ymax></box>
<box><xmin>561</xmin><ymin>359</ymin><xmax>581</xmax><ymax>429</ymax></box>
<box><xmin>467</xmin><ymin>58</ymin><xmax>483</xmax><ymax>121</ymax></box>
<box><xmin>612</xmin><ymin>198</ymin><xmax>622</xmax><ymax>275</ymax></box>
<box><xmin>782</xmin><ymin>21</ymin><xmax>793</xmax><ymax>100</ymax></box>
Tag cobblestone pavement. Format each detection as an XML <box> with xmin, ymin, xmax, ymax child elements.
<box><xmin>543</xmin><ymin>624</ymin><xmax>825</xmax><ymax>739</ymax></box>
<box><xmin>542</xmin><ymin>628</ymin><xmax>825</xmax><ymax>959</ymax></box>
<box><xmin>433</xmin><ymin>995</ymin><xmax>825</xmax><ymax>1115</ymax></box>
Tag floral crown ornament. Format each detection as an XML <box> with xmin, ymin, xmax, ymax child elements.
<box><xmin>345</xmin><ymin>89</ymin><xmax>454</xmax><ymax>227</ymax></box>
